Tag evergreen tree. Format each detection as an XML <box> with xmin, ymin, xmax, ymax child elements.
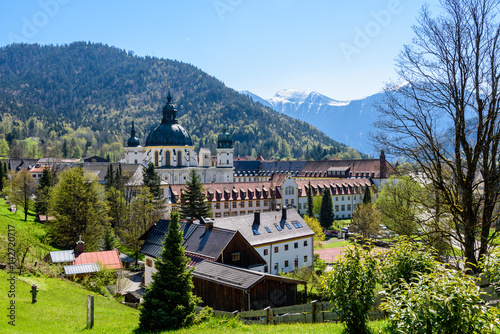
<box><xmin>62</xmin><ymin>139</ymin><xmax>68</xmax><ymax>158</ymax></box>
<box><xmin>179</xmin><ymin>169</ymin><xmax>212</xmax><ymax>220</ymax></box>
<box><xmin>34</xmin><ymin>167</ymin><xmax>53</xmax><ymax>221</ymax></box>
<box><xmin>139</xmin><ymin>211</ymin><xmax>199</xmax><ymax>331</ymax></box>
<box><xmin>0</xmin><ymin>161</ymin><xmax>4</xmax><ymax>192</ymax></box>
<box><xmin>104</xmin><ymin>164</ymin><xmax>114</xmax><ymax>190</ymax></box>
<box><xmin>319</xmin><ymin>189</ymin><xmax>334</xmax><ymax>230</ymax></box>
<box><xmin>142</xmin><ymin>162</ymin><xmax>162</xmax><ymax>200</ymax></box>
<box><xmin>363</xmin><ymin>185</ymin><xmax>372</xmax><ymax>204</ymax></box>
<box><xmin>307</xmin><ymin>181</ymin><xmax>314</xmax><ymax>217</ymax></box>
<box><xmin>102</xmin><ymin>226</ymin><xmax>118</xmax><ymax>250</ymax></box>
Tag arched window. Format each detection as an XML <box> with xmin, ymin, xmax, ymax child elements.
<box><xmin>177</xmin><ymin>150</ymin><xmax>182</xmax><ymax>167</ymax></box>
<box><xmin>165</xmin><ymin>151</ymin><xmax>171</xmax><ymax>167</ymax></box>
<box><xmin>154</xmin><ymin>151</ymin><xmax>159</xmax><ymax>167</ymax></box>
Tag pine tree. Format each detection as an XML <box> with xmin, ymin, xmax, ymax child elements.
<box><xmin>0</xmin><ymin>161</ymin><xmax>4</xmax><ymax>192</ymax></box>
<box><xmin>363</xmin><ymin>185</ymin><xmax>372</xmax><ymax>204</ymax></box>
<box><xmin>307</xmin><ymin>181</ymin><xmax>314</xmax><ymax>217</ymax></box>
<box><xmin>179</xmin><ymin>169</ymin><xmax>212</xmax><ymax>220</ymax></box>
<box><xmin>319</xmin><ymin>189</ymin><xmax>334</xmax><ymax>230</ymax></box>
<box><xmin>102</xmin><ymin>226</ymin><xmax>118</xmax><ymax>250</ymax></box>
<box><xmin>34</xmin><ymin>167</ymin><xmax>53</xmax><ymax>221</ymax></box>
<box><xmin>139</xmin><ymin>211</ymin><xmax>199</xmax><ymax>331</ymax></box>
<box><xmin>104</xmin><ymin>164</ymin><xmax>114</xmax><ymax>190</ymax></box>
<box><xmin>62</xmin><ymin>139</ymin><xmax>68</xmax><ymax>158</ymax></box>
<box><xmin>142</xmin><ymin>162</ymin><xmax>162</xmax><ymax>200</ymax></box>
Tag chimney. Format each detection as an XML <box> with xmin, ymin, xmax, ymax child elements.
<box><xmin>380</xmin><ymin>150</ymin><xmax>386</xmax><ymax>178</ymax></box>
<box><xmin>201</xmin><ymin>217</ymin><xmax>213</xmax><ymax>230</ymax></box>
<box><xmin>76</xmin><ymin>235</ymin><xmax>84</xmax><ymax>254</ymax></box>
<box><xmin>253</xmin><ymin>211</ymin><xmax>260</xmax><ymax>225</ymax></box>
<box><xmin>282</xmin><ymin>207</ymin><xmax>287</xmax><ymax>220</ymax></box>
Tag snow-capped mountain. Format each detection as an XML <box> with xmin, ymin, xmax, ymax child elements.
<box><xmin>241</xmin><ymin>89</ymin><xmax>384</xmax><ymax>156</ymax></box>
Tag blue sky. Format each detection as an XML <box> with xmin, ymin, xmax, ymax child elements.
<box><xmin>0</xmin><ymin>0</ymin><xmax>438</xmax><ymax>101</ymax></box>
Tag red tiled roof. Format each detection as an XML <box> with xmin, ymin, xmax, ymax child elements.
<box><xmin>170</xmin><ymin>182</ymin><xmax>281</xmax><ymax>203</ymax></box>
<box><xmin>73</xmin><ymin>250</ymin><xmax>122</xmax><ymax>269</ymax></box>
<box><xmin>297</xmin><ymin>178</ymin><xmax>372</xmax><ymax>196</ymax></box>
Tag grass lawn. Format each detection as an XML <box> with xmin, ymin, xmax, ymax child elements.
<box><xmin>317</xmin><ymin>240</ymin><xmax>351</xmax><ymax>249</ymax></box>
<box><xmin>0</xmin><ymin>270</ymin><xmax>140</xmax><ymax>333</ymax></box>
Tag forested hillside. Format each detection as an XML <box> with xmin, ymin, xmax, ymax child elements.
<box><xmin>0</xmin><ymin>42</ymin><xmax>363</xmax><ymax>161</ymax></box>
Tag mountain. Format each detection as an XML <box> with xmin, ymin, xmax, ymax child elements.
<box><xmin>242</xmin><ymin>89</ymin><xmax>385</xmax><ymax>156</ymax></box>
<box><xmin>0</xmin><ymin>42</ymin><xmax>364</xmax><ymax>161</ymax></box>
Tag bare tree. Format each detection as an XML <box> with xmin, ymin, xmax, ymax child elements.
<box><xmin>9</xmin><ymin>169</ymin><xmax>37</xmax><ymax>221</ymax></box>
<box><xmin>373</xmin><ymin>0</ymin><xmax>500</xmax><ymax>271</ymax></box>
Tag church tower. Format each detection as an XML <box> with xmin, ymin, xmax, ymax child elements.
<box><xmin>124</xmin><ymin>121</ymin><xmax>144</xmax><ymax>164</ymax></box>
<box><xmin>217</xmin><ymin>126</ymin><xmax>233</xmax><ymax>168</ymax></box>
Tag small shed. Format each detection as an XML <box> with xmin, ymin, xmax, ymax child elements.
<box><xmin>192</xmin><ymin>261</ymin><xmax>305</xmax><ymax>312</ymax></box>
<box><xmin>64</xmin><ymin>263</ymin><xmax>100</xmax><ymax>279</ymax></box>
<box><xmin>50</xmin><ymin>250</ymin><xmax>75</xmax><ymax>263</ymax></box>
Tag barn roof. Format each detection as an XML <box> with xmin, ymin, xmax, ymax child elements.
<box><xmin>183</xmin><ymin>225</ymin><xmax>237</xmax><ymax>260</ymax></box>
<box><xmin>139</xmin><ymin>219</ymin><xmax>198</xmax><ymax>259</ymax></box>
<box><xmin>192</xmin><ymin>261</ymin><xmax>305</xmax><ymax>290</ymax></box>
<box><xmin>64</xmin><ymin>263</ymin><xmax>100</xmax><ymax>276</ymax></box>
<box><xmin>50</xmin><ymin>250</ymin><xmax>75</xmax><ymax>263</ymax></box>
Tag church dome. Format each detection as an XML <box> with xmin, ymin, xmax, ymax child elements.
<box><xmin>217</xmin><ymin>126</ymin><xmax>233</xmax><ymax>149</ymax></box>
<box><xmin>145</xmin><ymin>90</ymin><xmax>193</xmax><ymax>147</ymax></box>
<box><xmin>146</xmin><ymin>123</ymin><xmax>193</xmax><ymax>146</ymax></box>
<box><xmin>127</xmin><ymin>121</ymin><xmax>140</xmax><ymax>147</ymax></box>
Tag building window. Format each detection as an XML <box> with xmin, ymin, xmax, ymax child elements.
<box><xmin>294</xmin><ymin>242</ymin><xmax>298</xmax><ymax>249</ymax></box>
<box><xmin>165</xmin><ymin>151</ymin><xmax>171</xmax><ymax>167</ymax></box>
<box><xmin>274</xmin><ymin>246</ymin><xmax>279</xmax><ymax>253</ymax></box>
<box><xmin>215</xmin><ymin>213</ymin><xmax>221</xmax><ymax>218</ymax></box>
<box><xmin>154</xmin><ymin>151</ymin><xmax>159</xmax><ymax>167</ymax></box>
<box><xmin>264</xmin><ymin>265</ymin><xmax>268</xmax><ymax>273</ymax></box>
<box><xmin>294</xmin><ymin>258</ymin><xmax>298</xmax><ymax>268</ymax></box>
<box><xmin>232</xmin><ymin>202</ymin><xmax>237</xmax><ymax>208</ymax></box>
<box><xmin>146</xmin><ymin>259</ymin><xmax>152</xmax><ymax>267</ymax></box>
<box><xmin>264</xmin><ymin>249</ymin><xmax>268</xmax><ymax>256</ymax></box>
<box><xmin>248</xmin><ymin>210</ymin><xmax>253</xmax><ymax>214</ymax></box>
<box><xmin>341</xmin><ymin>205</ymin><xmax>345</xmax><ymax>211</ymax></box>
<box><xmin>285</xmin><ymin>199</ymin><xmax>289</xmax><ymax>205</ymax></box>
<box><xmin>240</xmin><ymin>211</ymin><xmax>245</xmax><ymax>215</ymax></box>
<box><xmin>240</xmin><ymin>201</ymin><xmax>244</xmax><ymax>208</ymax></box>
<box><xmin>335</xmin><ymin>205</ymin><xmax>339</xmax><ymax>211</ymax></box>
<box><xmin>304</xmin><ymin>256</ymin><xmax>308</xmax><ymax>263</ymax></box>
<box><xmin>342</xmin><ymin>196</ymin><xmax>345</xmax><ymax>201</ymax></box>
<box><xmin>256</xmin><ymin>200</ymin><xmax>260</xmax><ymax>207</ymax></box>
<box><xmin>264</xmin><ymin>200</ymin><xmax>268</xmax><ymax>206</ymax></box>
<box><xmin>224</xmin><ymin>202</ymin><xmax>229</xmax><ymax>209</ymax></box>
<box><xmin>177</xmin><ymin>150</ymin><xmax>182</xmax><ymax>167</ymax></box>
<box><xmin>304</xmin><ymin>240</ymin><xmax>308</xmax><ymax>247</ymax></box>
<box><xmin>347</xmin><ymin>204</ymin><xmax>351</xmax><ymax>211</ymax></box>
<box><xmin>216</xmin><ymin>203</ymin><xmax>220</xmax><ymax>209</ymax></box>
<box><xmin>249</xmin><ymin>201</ymin><xmax>253</xmax><ymax>207</ymax></box>
<box><xmin>232</xmin><ymin>253</ymin><xmax>241</xmax><ymax>261</ymax></box>
<box><xmin>274</xmin><ymin>263</ymin><xmax>278</xmax><ymax>271</ymax></box>
<box><xmin>291</xmin><ymin>199</ymin><xmax>294</xmax><ymax>205</ymax></box>
<box><xmin>284</xmin><ymin>244</ymin><xmax>289</xmax><ymax>251</ymax></box>
<box><xmin>347</xmin><ymin>196</ymin><xmax>350</xmax><ymax>200</ymax></box>
<box><xmin>285</xmin><ymin>260</ymin><xmax>289</xmax><ymax>267</ymax></box>
<box><xmin>223</xmin><ymin>212</ymin><xmax>230</xmax><ymax>217</ymax></box>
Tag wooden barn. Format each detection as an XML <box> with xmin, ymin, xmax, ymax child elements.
<box><xmin>192</xmin><ymin>261</ymin><xmax>305</xmax><ymax>312</ymax></box>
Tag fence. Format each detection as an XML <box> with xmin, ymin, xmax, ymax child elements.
<box><xmin>211</xmin><ymin>282</ymin><xmax>499</xmax><ymax>325</ymax></box>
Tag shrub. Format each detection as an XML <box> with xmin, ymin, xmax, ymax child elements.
<box><xmin>382</xmin><ymin>264</ymin><xmax>500</xmax><ymax>334</ymax></box>
<box><xmin>381</xmin><ymin>238</ymin><xmax>437</xmax><ymax>289</ymax></box>
<box><xmin>481</xmin><ymin>247</ymin><xmax>500</xmax><ymax>284</ymax></box>
<box><xmin>321</xmin><ymin>243</ymin><xmax>379</xmax><ymax>334</ymax></box>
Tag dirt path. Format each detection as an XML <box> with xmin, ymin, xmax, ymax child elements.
<box><xmin>314</xmin><ymin>247</ymin><xmax>345</xmax><ymax>263</ymax></box>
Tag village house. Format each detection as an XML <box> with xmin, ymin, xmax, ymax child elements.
<box><xmin>213</xmin><ymin>208</ymin><xmax>315</xmax><ymax>275</ymax></box>
<box><xmin>140</xmin><ymin>218</ymin><xmax>266</xmax><ymax>286</ymax></box>
<box><xmin>191</xmin><ymin>261</ymin><xmax>305</xmax><ymax>312</ymax></box>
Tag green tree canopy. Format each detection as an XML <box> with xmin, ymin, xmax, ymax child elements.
<box><xmin>306</xmin><ymin>181</ymin><xmax>314</xmax><ymax>217</ymax></box>
<box><xmin>350</xmin><ymin>203</ymin><xmax>381</xmax><ymax>239</ymax></box>
<box><xmin>142</xmin><ymin>162</ymin><xmax>162</xmax><ymax>200</ymax></box>
<box><xmin>49</xmin><ymin>167</ymin><xmax>108</xmax><ymax>251</ymax></box>
<box><xmin>9</xmin><ymin>169</ymin><xmax>37</xmax><ymax>221</ymax></box>
<box><xmin>376</xmin><ymin>175</ymin><xmax>422</xmax><ymax>237</ymax></box>
<box><xmin>139</xmin><ymin>211</ymin><xmax>199</xmax><ymax>331</ymax></box>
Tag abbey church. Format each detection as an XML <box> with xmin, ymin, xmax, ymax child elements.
<box><xmin>123</xmin><ymin>90</ymin><xmax>234</xmax><ymax>185</ymax></box>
